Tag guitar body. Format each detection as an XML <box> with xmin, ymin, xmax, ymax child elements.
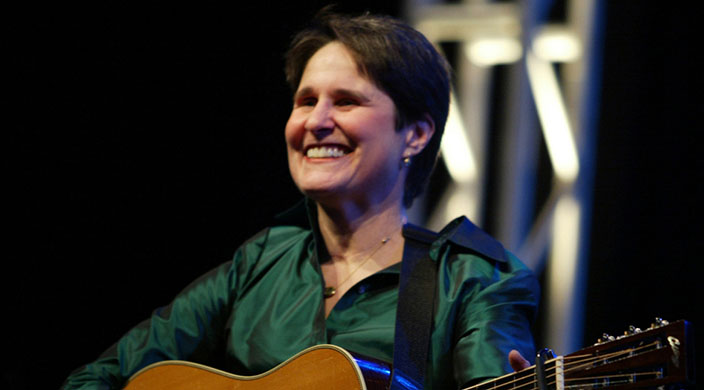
<box><xmin>124</xmin><ymin>344</ymin><xmax>372</xmax><ymax>390</ymax></box>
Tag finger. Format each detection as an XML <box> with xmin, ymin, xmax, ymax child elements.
<box><xmin>508</xmin><ymin>349</ymin><xmax>531</xmax><ymax>372</ymax></box>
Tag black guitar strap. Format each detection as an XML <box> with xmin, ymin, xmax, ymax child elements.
<box><xmin>390</xmin><ymin>224</ymin><xmax>438</xmax><ymax>390</ymax></box>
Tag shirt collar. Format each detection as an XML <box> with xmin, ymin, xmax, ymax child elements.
<box><xmin>274</xmin><ymin>198</ymin><xmax>330</xmax><ymax>263</ymax></box>
<box><xmin>274</xmin><ymin>198</ymin><xmax>508</xmax><ymax>264</ymax></box>
<box><xmin>273</xmin><ymin>198</ymin><xmax>312</xmax><ymax>227</ymax></box>
<box><xmin>436</xmin><ymin>216</ymin><xmax>509</xmax><ymax>263</ymax></box>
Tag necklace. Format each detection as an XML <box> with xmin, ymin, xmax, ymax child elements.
<box><xmin>323</xmin><ymin>236</ymin><xmax>391</xmax><ymax>299</ymax></box>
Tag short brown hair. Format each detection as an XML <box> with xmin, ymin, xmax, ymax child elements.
<box><xmin>284</xmin><ymin>10</ymin><xmax>451</xmax><ymax>208</ymax></box>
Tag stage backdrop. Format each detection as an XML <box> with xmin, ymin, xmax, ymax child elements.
<box><xmin>6</xmin><ymin>1</ymin><xmax>701</xmax><ymax>388</ymax></box>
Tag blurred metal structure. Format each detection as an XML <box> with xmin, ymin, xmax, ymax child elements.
<box><xmin>405</xmin><ymin>0</ymin><xmax>603</xmax><ymax>356</ymax></box>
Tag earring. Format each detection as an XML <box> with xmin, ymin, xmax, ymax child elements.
<box><xmin>402</xmin><ymin>156</ymin><xmax>411</xmax><ymax>167</ymax></box>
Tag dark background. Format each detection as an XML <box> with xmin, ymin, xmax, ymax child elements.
<box><xmin>6</xmin><ymin>1</ymin><xmax>701</xmax><ymax>388</ymax></box>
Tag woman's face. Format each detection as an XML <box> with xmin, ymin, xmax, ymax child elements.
<box><xmin>285</xmin><ymin>42</ymin><xmax>411</xmax><ymax>207</ymax></box>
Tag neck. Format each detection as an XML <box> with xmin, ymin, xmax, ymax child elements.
<box><xmin>316</xmin><ymin>198</ymin><xmax>406</xmax><ymax>261</ymax></box>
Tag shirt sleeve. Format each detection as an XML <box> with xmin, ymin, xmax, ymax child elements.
<box><xmin>62</xmin><ymin>257</ymin><xmax>238</xmax><ymax>390</ymax></box>
<box><xmin>452</xmin><ymin>253</ymin><xmax>540</xmax><ymax>388</ymax></box>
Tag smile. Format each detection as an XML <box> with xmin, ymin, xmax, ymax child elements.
<box><xmin>305</xmin><ymin>145</ymin><xmax>351</xmax><ymax>158</ymax></box>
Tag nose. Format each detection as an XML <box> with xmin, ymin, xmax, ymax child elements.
<box><xmin>304</xmin><ymin>101</ymin><xmax>334</xmax><ymax>139</ymax></box>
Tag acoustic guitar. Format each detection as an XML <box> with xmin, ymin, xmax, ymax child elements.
<box><xmin>124</xmin><ymin>319</ymin><xmax>694</xmax><ymax>389</ymax></box>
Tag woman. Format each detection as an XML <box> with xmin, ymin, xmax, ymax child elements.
<box><xmin>64</xmin><ymin>11</ymin><xmax>538</xmax><ymax>389</ymax></box>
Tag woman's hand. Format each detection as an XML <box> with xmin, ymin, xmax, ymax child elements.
<box><xmin>508</xmin><ymin>349</ymin><xmax>531</xmax><ymax>372</ymax></box>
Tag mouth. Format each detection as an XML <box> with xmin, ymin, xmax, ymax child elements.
<box><xmin>304</xmin><ymin>144</ymin><xmax>352</xmax><ymax>158</ymax></box>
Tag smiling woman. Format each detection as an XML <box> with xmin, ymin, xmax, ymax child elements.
<box><xmin>63</xmin><ymin>9</ymin><xmax>539</xmax><ymax>390</ymax></box>
<box><xmin>284</xmin><ymin>11</ymin><xmax>452</xmax><ymax>210</ymax></box>
<box><xmin>285</xmin><ymin>42</ymin><xmax>418</xmax><ymax>212</ymax></box>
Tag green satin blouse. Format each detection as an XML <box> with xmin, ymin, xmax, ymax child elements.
<box><xmin>64</xmin><ymin>200</ymin><xmax>539</xmax><ymax>389</ymax></box>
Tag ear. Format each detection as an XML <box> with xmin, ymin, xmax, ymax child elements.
<box><xmin>403</xmin><ymin>114</ymin><xmax>435</xmax><ymax>158</ymax></box>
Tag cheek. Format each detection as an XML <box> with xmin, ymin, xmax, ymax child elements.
<box><xmin>284</xmin><ymin>112</ymin><xmax>304</xmax><ymax>149</ymax></box>
<box><xmin>284</xmin><ymin>115</ymin><xmax>303</xmax><ymax>180</ymax></box>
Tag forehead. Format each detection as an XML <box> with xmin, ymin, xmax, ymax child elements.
<box><xmin>298</xmin><ymin>42</ymin><xmax>369</xmax><ymax>88</ymax></box>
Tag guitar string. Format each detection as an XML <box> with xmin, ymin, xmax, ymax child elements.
<box><xmin>463</xmin><ymin>369</ymin><xmax>537</xmax><ymax>390</ymax></box>
<box><xmin>465</xmin><ymin>357</ymin><xmax>575</xmax><ymax>390</ymax></box>
<box><xmin>553</xmin><ymin>343</ymin><xmax>663</xmax><ymax>389</ymax></box>
<box><xmin>464</xmin><ymin>340</ymin><xmax>665</xmax><ymax>390</ymax></box>
<box><xmin>465</xmin><ymin>366</ymin><xmax>555</xmax><ymax>390</ymax></box>
<box><xmin>466</xmin><ymin>368</ymin><xmax>661</xmax><ymax>390</ymax></box>
<box><xmin>557</xmin><ymin>343</ymin><xmax>665</xmax><ymax>389</ymax></box>
<box><xmin>553</xmin><ymin>342</ymin><xmax>665</xmax><ymax>389</ymax></box>
<box><xmin>464</xmin><ymin>358</ymin><xmax>571</xmax><ymax>390</ymax></box>
<box><xmin>564</xmin><ymin>371</ymin><xmax>664</xmax><ymax>383</ymax></box>
<box><xmin>561</xmin><ymin>341</ymin><xmax>661</xmax><ymax>375</ymax></box>
<box><xmin>556</xmin><ymin>372</ymin><xmax>666</xmax><ymax>390</ymax></box>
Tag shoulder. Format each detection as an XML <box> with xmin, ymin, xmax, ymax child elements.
<box><xmin>430</xmin><ymin>216</ymin><xmax>536</xmax><ymax>287</ymax></box>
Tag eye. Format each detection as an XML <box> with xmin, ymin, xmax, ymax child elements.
<box><xmin>336</xmin><ymin>98</ymin><xmax>358</xmax><ymax>106</ymax></box>
<box><xmin>296</xmin><ymin>97</ymin><xmax>317</xmax><ymax>107</ymax></box>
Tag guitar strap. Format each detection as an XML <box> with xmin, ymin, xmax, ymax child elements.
<box><xmin>390</xmin><ymin>224</ymin><xmax>438</xmax><ymax>390</ymax></box>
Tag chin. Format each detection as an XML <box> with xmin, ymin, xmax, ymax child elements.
<box><xmin>298</xmin><ymin>183</ymin><xmax>359</xmax><ymax>207</ymax></box>
<box><xmin>291</xmin><ymin>171</ymin><xmax>350</xmax><ymax>198</ymax></box>
<box><xmin>299</xmin><ymin>186</ymin><xmax>343</xmax><ymax>201</ymax></box>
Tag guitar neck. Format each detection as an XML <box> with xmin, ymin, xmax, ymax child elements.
<box><xmin>464</xmin><ymin>320</ymin><xmax>694</xmax><ymax>390</ymax></box>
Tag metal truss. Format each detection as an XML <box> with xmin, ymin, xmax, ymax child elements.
<box><xmin>405</xmin><ymin>0</ymin><xmax>603</xmax><ymax>356</ymax></box>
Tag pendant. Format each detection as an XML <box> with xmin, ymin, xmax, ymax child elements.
<box><xmin>323</xmin><ymin>286</ymin><xmax>336</xmax><ymax>298</ymax></box>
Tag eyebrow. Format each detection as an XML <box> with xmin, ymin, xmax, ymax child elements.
<box><xmin>293</xmin><ymin>87</ymin><xmax>371</xmax><ymax>103</ymax></box>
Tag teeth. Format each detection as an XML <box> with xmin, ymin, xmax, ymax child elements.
<box><xmin>306</xmin><ymin>146</ymin><xmax>347</xmax><ymax>158</ymax></box>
